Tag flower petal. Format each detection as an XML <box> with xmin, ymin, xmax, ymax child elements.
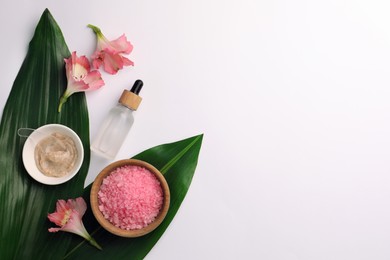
<box><xmin>55</xmin><ymin>199</ymin><xmax>69</xmax><ymax>213</ymax></box>
<box><xmin>101</xmin><ymin>51</ymin><xmax>126</xmax><ymax>74</ymax></box>
<box><xmin>84</xmin><ymin>71</ymin><xmax>105</xmax><ymax>90</ymax></box>
<box><xmin>47</xmin><ymin>199</ymin><xmax>70</xmax><ymax>226</ymax></box>
<box><xmin>66</xmin><ymin>81</ymin><xmax>89</xmax><ymax>93</ymax></box>
<box><xmin>92</xmin><ymin>58</ymin><xmax>103</xmax><ymax>70</ymax></box>
<box><xmin>68</xmin><ymin>197</ymin><xmax>87</xmax><ymax>216</ymax></box>
<box><xmin>47</xmin><ymin>212</ymin><xmax>66</xmax><ymax>227</ymax></box>
<box><xmin>122</xmin><ymin>56</ymin><xmax>134</xmax><ymax>66</ymax></box>
<box><xmin>72</xmin><ymin>52</ymin><xmax>90</xmax><ymax>71</ymax></box>
<box><xmin>62</xmin><ymin>211</ymin><xmax>87</xmax><ymax>234</ymax></box>
<box><xmin>48</xmin><ymin>227</ymin><xmax>61</xmax><ymax>233</ymax></box>
<box><xmin>110</xmin><ymin>34</ymin><xmax>133</xmax><ymax>54</ymax></box>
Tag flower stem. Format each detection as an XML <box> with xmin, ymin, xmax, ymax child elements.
<box><xmin>88</xmin><ymin>237</ymin><xmax>102</xmax><ymax>250</ymax></box>
<box><xmin>87</xmin><ymin>24</ymin><xmax>103</xmax><ymax>37</ymax></box>
<box><xmin>58</xmin><ymin>95</ymin><xmax>67</xmax><ymax>113</ymax></box>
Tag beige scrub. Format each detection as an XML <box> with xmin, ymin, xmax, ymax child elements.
<box><xmin>34</xmin><ymin>132</ymin><xmax>78</xmax><ymax>177</ymax></box>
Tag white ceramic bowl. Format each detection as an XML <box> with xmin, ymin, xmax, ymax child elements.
<box><xmin>22</xmin><ymin>124</ymin><xmax>84</xmax><ymax>185</ymax></box>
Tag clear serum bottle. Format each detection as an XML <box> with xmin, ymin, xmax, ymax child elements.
<box><xmin>91</xmin><ymin>80</ymin><xmax>143</xmax><ymax>159</ymax></box>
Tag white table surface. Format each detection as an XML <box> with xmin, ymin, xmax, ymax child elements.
<box><xmin>2</xmin><ymin>1</ymin><xmax>390</xmax><ymax>259</ymax></box>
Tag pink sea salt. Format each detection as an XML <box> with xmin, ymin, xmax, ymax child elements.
<box><xmin>97</xmin><ymin>165</ymin><xmax>164</xmax><ymax>230</ymax></box>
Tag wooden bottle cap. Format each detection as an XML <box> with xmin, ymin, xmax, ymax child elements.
<box><xmin>118</xmin><ymin>90</ymin><xmax>142</xmax><ymax>110</ymax></box>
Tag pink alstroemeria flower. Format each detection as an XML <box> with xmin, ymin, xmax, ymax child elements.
<box><xmin>88</xmin><ymin>24</ymin><xmax>134</xmax><ymax>75</ymax></box>
<box><xmin>48</xmin><ymin>197</ymin><xmax>102</xmax><ymax>250</ymax></box>
<box><xmin>58</xmin><ymin>51</ymin><xmax>105</xmax><ymax>112</ymax></box>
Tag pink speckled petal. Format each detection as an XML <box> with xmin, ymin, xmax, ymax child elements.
<box><xmin>84</xmin><ymin>71</ymin><xmax>105</xmax><ymax>91</ymax></box>
<box><xmin>110</xmin><ymin>34</ymin><xmax>133</xmax><ymax>54</ymax></box>
<box><xmin>121</xmin><ymin>56</ymin><xmax>134</xmax><ymax>66</ymax></box>
<box><xmin>68</xmin><ymin>197</ymin><xmax>87</xmax><ymax>216</ymax></box>
<box><xmin>48</xmin><ymin>227</ymin><xmax>62</xmax><ymax>233</ymax></box>
<box><xmin>101</xmin><ymin>51</ymin><xmax>124</xmax><ymax>75</ymax></box>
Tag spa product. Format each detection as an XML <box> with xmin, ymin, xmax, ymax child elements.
<box><xmin>97</xmin><ymin>165</ymin><xmax>163</xmax><ymax>230</ymax></box>
<box><xmin>91</xmin><ymin>80</ymin><xmax>143</xmax><ymax>160</ymax></box>
<box><xmin>34</xmin><ymin>132</ymin><xmax>78</xmax><ymax>177</ymax></box>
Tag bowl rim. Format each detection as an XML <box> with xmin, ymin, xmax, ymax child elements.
<box><xmin>90</xmin><ymin>159</ymin><xmax>170</xmax><ymax>237</ymax></box>
<box><xmin>22</xmin><ymin>123</ymin><xmax>84</xmax><ymax>185</ymax></box>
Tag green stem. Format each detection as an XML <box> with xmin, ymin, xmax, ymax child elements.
<box><xmin>58</xmin><ymin>90</ymin><xmax>71</xmax><ymax>113</ymax></box>
<box><xmin>58</xmin><ymin>95</ymin><xmax>67</xmax><ymax>113</ymax></box>
<box><xmin>88</xmin><ymin>237</ymin><xmax>102</xmax><ymax>250</ymax></box>
<box><xmin>87</xmin><ymin>24</ymin><xmax>103</xmax><ymax>38</ymax></box>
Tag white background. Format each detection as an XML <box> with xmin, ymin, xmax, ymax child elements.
<box><xmin>1</xmin><ymin>1</ymin><xmax>390</xmax><ymax>259</ymax></box>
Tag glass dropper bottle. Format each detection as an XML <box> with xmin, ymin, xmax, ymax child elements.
<box><xmin>91</xmin><ymin>80</ymin><xmax>143</xmax><ymax>159</ymax></box>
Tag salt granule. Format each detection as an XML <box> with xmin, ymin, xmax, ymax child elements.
<box><xmin>98</xmin><ymin>165</ymin><xmax>164</xmax><ymax>230</ymax></box>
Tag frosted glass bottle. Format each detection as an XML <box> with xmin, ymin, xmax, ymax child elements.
<box><xmin>91</xmin><ymin>80</ymin><xmax>143</xmax><ymax>159</ymax></box>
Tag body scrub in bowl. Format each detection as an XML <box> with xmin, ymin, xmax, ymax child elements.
<box><xmin>35</xmin><ymin>132</ymin><xmax>78</xmax><ymax>177</ymax></box>
<box><xmin>90</xmin><ymin>159</ymin><xmax>170</xmax><ymax>237</ymax></box>
<box><xmin>22</xmin><ymin>124</ymin><xmax>84</xmax><ymax>185</ymax></box>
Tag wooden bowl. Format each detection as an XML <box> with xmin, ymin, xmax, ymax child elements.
<box><xmin>90</xmin><ymin>159</ymin><xmax>170</xmax><ymax>237</ymax></box>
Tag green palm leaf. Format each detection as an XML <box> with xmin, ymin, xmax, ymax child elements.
<box><xmin>0</xmin><ymin>8</ymin><xmax>203</xmax><ymax>259</ymax></box>
<box><xmin>65</xmin><ymin>134</ymin><xmax>203</xmax><ymax>259</ymax></box>
<box><xmin>0</xmin><ymin>9</ymin><xmax>90</xmax><ymax>259</ymax></box>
